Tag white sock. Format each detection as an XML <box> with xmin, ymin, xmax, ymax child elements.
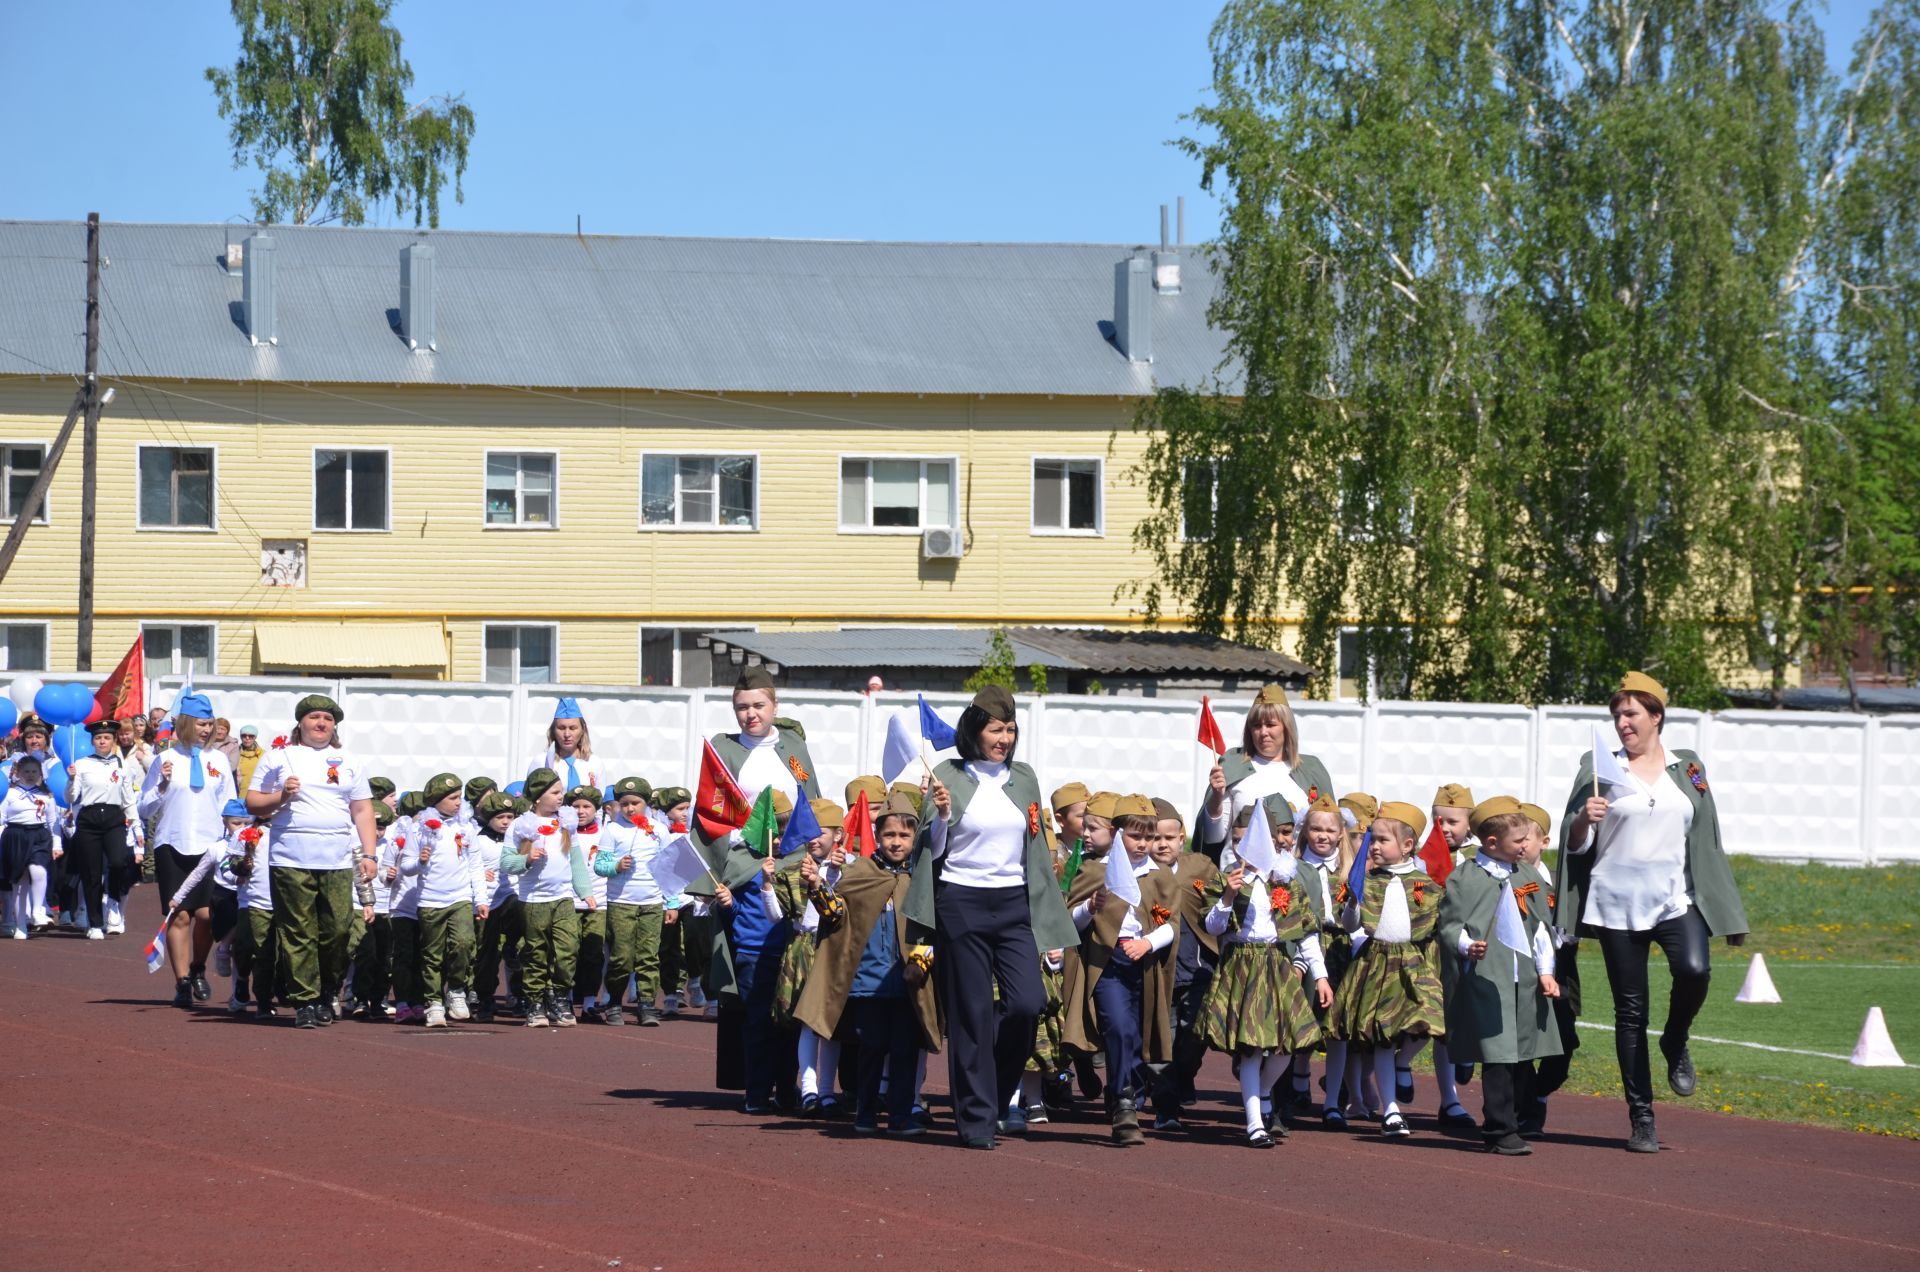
<box><xmin>26</xmin><ymin>863</ymin><xmax>49</xmax><ymax>923</ymax></box>
<box><xmin>1323</xmin><ymin>1041</ymin><xmax>1349</xmax><ymax>1109</ymax></box>
<box><xmin>1240</xmin><ymin>1056</ymin><xmax>1266</xmax><ymax>1134</ymax></box>
<box><xmin>1374</xmin><ymin>1048</ymin><xmax>1401</xmax><ymax>1117</ymax></box>
<box><xmin>1433</xmin><ymin>1039</ymin><xmax>1460</xmax><ymax>1107</ymax></box>
<box><xmin>816</xmin><ymin>1038</ymin><xmax>840</xmax><ymax>1099</ymax></box>
<box><xmin>798</xmin><ymin>1027</ymin><xmax>822</xmax><ymax>1098</ymax></box>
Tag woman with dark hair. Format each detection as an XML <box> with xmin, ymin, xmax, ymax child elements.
<box><xmin>906</xmin><ymin>686</ymin><xmax>1078</xmax><ymax>1148</ymax></box>
<box><xmin>1196</xmin><ymin>684</ymin><xmax>1336</xmax><ymax>862</ymax></box>
<box><xmin>1555</xmin><ymin>671</ymin><xmax>1747</xmax><ymax>1154</ymax></box>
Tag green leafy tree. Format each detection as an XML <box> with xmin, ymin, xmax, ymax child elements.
<box><xmin>1132</xmin><ymin>0</ymin><xmax>1917</xmax><ymax>707</ymax></box>
<box><xmin>964</xmin><ymin>630</ymin><xmax>1019</xmax><ymax>694</ymax></box>
<box><xmin>207</xmin><ymin>0</ymin><xmax>476</xmax><ymax>227</ymax></box>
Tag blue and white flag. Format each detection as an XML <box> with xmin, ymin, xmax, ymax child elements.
<box><xmin>881</xmin><ymin>696</ymin><xmax>959</xmax><ymax>784</ymax></box>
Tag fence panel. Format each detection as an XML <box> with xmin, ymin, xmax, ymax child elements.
<box><xmin>1707</xmin><ymin>711</ymin><xmax>1869</xmax><ymax>862</ymax></box>
<box><xmin>523</xmin><ymin>686</ymin><xmax>696</xmax><ymax>791</ymax></box>
<box><xmin>1028</xmin><ymin>696</ymin><xmax>1205</xmax><ymax>821</ymax></box>
<box><xmin>1870</xmin><ymin>719</ymin><xmax>1920</xmax><ymax>864</ymax></box>
<box><xmin>336</xmin><ymin>680</ymin><xmax>517</xmax><ymax>794</ymax></box>
<box><xmin>1367</xmin><ymin>702</ymin><xmax>1537</xmax><ymax>809</ymax></box>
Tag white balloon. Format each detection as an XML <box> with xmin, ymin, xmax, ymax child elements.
<box><xmin>8</xmin><ymin>676</ymin><xmax>44</xmax><ymax>712</ymax></box>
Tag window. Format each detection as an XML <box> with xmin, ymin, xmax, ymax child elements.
<box><xmin>314</xmin><ymin>449</ymin><xmax>389</xmax><ymax>530</ymax></box>
<box><xmin>142</xmin><ymin>623</ymin><xmax>215</xmax><ymax>676</ymax></box>
<box><xmin>1</xmin><ymin>623</ymin><xmax>48</xmax><ymax>671</ymax></box>
<box><xmin>484</xmin><ymin>452</ymin><xmax>557</xmax><ymax>527</ymax></box>
<box><xmin>484</xmin><ymin>624</ymin><xmax>556</xmax><ymax>683</ymax></box>
<box><xmin>1180</xmin><ymin>459</ymin><xmax>1219</xmax><ymax>542</ymax></box>
<box><xmin>641</xmin><ymin>454</ymin><xmax>756</xmax><ymax>529</ymax></box>
<box><xmin>1032</xmin><ymin>458</ymin><xmax>1101</xmax><ymax>534</ymax></box>
<box><xmin>2</xmin><ymin>445</ymin><xmax>48</xmax><ymax>524</ymax></box>
<box><xmin>138</xmin><ymin>447</ymin><xmax>214</xmax><ymax>528</ymax></box>
<box><xmin>839</xmin><ymin>457</ymin><xmax>955</xmax><ymax>531</ymax></box>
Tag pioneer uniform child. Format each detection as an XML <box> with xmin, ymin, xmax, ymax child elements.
<box><xmin>1331</xmin><ymin>801</ymin><xmax>1447</xmax><ymax>1139</ymax></box>
<box><xmin>1438</xmin><ymin>796</ymin><xmax>1563</xmax><ymax>1154</ymax></box>
<box><xmin>598</xmin><ymin>777</ymin><xmax>668</xmax><ymax>1025</ymax></box>
<box><xmin>1519</xmin><ymin>801</ymin><xmax>1578</xmax><ymax>1136</ymax></box>
<box><xmin>412</xmin><ymin>773</ymin><xmax>486</xmax><ymax>1028</ymax></box>
<box><xmin>501</xmin><ymin>768</ymin><xmax>593</xmax><ymax>1027</ymax></box>
<box><xmin>1162</xmin><ymin>798</ymin><xmax>1220</xmax><ymax>1114</ymax></box>
<box><xmin>1292</xmin><ymin>794</ymin><xmax>1352</xmax><ymax>1122</ymax></box>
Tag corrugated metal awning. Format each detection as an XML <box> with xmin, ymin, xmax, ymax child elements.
<box><xmin>254</xmin><ymin>622</ymin><xmax>446</xmax><ymax>671</ymax></box>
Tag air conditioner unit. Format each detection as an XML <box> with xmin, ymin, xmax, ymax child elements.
<box><xmin>921</xmin><ymin>527</ymin><xmax>964</xmax><ymax>560</ymax></box>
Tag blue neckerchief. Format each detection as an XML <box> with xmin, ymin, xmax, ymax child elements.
<box><xmin>189</xmin><ymin>745</ymin><xmax>206</xmax><ymax>791</ymax></box>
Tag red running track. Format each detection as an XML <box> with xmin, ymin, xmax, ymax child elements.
<box><xmin>2</xmin><ymin>932</ymin><xmax>1916</xmax><ymax>1271</ymax></box>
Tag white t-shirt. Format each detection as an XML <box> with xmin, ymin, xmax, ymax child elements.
<box><xmin>248</xmin><ymin>744</ymin><xmax>373</xmax><ymax>871</ymax></box>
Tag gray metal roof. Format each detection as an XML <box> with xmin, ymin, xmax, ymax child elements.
<box><xmin>699</xmin><ymin>629</ymin><xmax>1077</xmax><ymax>672</ymax></box>
<box><xmin>1006</xmin><ymin>627</ymin><xmax>1312</xmax><ymax>678</ymax></box>
<box><xmin>0</xmin><ymin>220</ymin><xmax>1237</xmax><ymax>397</ymax></box>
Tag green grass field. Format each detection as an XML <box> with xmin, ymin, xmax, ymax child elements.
<box><xmin>1549</xmin><ymin>859</ymin><xmax>1920</xmax><ymax>1138</ymax></box>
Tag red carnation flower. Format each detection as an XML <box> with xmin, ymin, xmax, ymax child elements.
<box><xmin>425</xmin><ymin>818</ymin><xmax>443</xmax><ymax>830</ymax></box>
<box><xmin>272</xmin><ymin>736</ymin><xmax>288</xmax><ymax>748</ymax></box>
<box><xmin>538</xmin><ymin>824</ymin><xmax>557</xmax><ymax>836</ymax></box>
<box><xmin>238</xmin><ymin>827</ymin><xmax>263</xmax><ymax>845</ymax></box>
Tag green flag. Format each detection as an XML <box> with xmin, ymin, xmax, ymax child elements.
<box><xmin>741</xmin><ymin>785</ymin><xmax>778</xmax><ymax>858</ymax></box>
<box><xmin>1059</xmin><ymin>835</ymin><xmax>1084</xmax><ymax>898</ymax></box>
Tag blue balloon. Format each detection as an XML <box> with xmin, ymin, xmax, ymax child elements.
<box><xmin>505</xmin><ymin>780</ymin><xmax>526</xmax><ymax>797</ymax></box>
<box><xmin>66</xmin><ymin>682</ymin><xmax>95</xmax><ymax>724</ymax></box>
<box><xmin>34</xmin><ymin>683</ymin><xmax>68</xmax><ymax>724</ymax></box>
<box><xmin>51</xmin><ymin>723</ymin><xmax>81</xmax><ymax>770</ymax></box>
<box><xmin>0</xmin><ymin>698</ymin><xmax>16</xmax><ymax>736</ymax></box>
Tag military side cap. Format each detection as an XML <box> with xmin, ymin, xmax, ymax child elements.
<box><xmin>1377</xmin><ymin>801</ymin><xmax>1427</xmax><ymax>838</ymax></box>
<box><xmin>1469</xmin><ymin>795</ymin><xmax>1523</xmax><ymax>835</ymax></box>
<box><xmin>421</xmin><ymin>772</ymin><xmax>463</xmax><ymax>804</ymax></box>
<box><xmin>1433</xmin><ymin>783</ymin><xmax>1475</xmax><ymax>809</ymax></box>
<box><xmin>1618</xmin><ymin>670</ymin><xmax>1669</xmax><ymax>707</ymax></box>
<box><xmin>969</xmin><ymin>684</ymin><xmax>1016</xmax><ymax>722</ymax></box>
<box><xmin>735</xmin><ymin>666</ymin><xmax>776</xmax><ymax>693</ymax></box>
<box><xmin>1085</xmin><ymin>791</ymin><xmax>1121</xmax><ymax>820</ymax></box>
<box><xmin>1150</xmin><ymin>797</ymin><xmax>1181</xmax><ymax>823</ymax></box>
<box><xmin>294</xmin><ymin>693</ymin><xmax>343</xmax><ymax>722</ymax></box>
<box><xmin>1254</xmin><ymin>683</ymin><xmax>1289</xmax><ymax>706</ymax></box>
<box><xmin>881</xmin><ymin>791</ymin><xmax>921</xmax><ymax>821</ymax></box>
<box><xmin>887</xmin><ymin>781</ymin><xmax>924</xmax><ymax>814</ymax></box>
<box><xmin>770</xmin><ymin>789</ymin><xmax>793</xmax><ymax>817</ymax></box>
<box><xmin>1520</xmin><ymin>803</ymin><xmax>1552</xmax><ymax>835</ymax></box>
<box><xmin>1051</xmin><ymin>781</ymin><xmax>1091</xmax><ymax>812</ymax></box>
<box><xmin>846</xmin><ymin>775</ymin><xmax>887</xmax><ymax>809</ymax></box>
<box><xmin>1309</xmin><ymin>793</ymin><xmax>1341</xmax><ymax>816</ymax></box>
<box><xmin>1339</xmin><ymin>792</ymin><xmax>1380</xmax><ymax>824</ymax></box>
<box><xmin>1116</xmin><ymin>793</ymin><xmax>1156</xmax><ymax>819</ymax></box>
<box><xmin>810</xmin><ymin>798</ymin><xmax>845</xmax><ymax>829</ymax></box>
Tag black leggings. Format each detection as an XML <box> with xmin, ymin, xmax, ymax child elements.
<box><xmin>1596</xmin><ymin>910</ymin><xmax>1712</xmax><ymax>1119</ymax></box>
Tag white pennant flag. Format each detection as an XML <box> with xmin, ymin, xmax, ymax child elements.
<box><xmin>1592</xmin><ymin>723</ymin><xmax>1631</xmax><ymax>791</ymax></box>
<box><xmin>1234</xmin><ymin>801</ymin><xmax>1278</xmax><ymax>880</ymax></box>
<box><xmin>1105</xmin><ymin>829</ymin><xmax>1142</xmax><ymax>908</ymax></box>
<box><xmin>1494</xmin><ymin>879</ymin><xmax>1531</xmax><ymax>957</ymax></box>
<box><xmin>648</xmin><ymin>834</ymin><xmax>715</xmax><ymax>900</ymax></box>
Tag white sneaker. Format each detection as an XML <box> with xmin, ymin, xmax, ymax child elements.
<box><xmin>424</xmin><ymin>1002</ymin><xmax>447</xmax><ymax>1028</ymax></box>
<box><xmin>105</xmin><ymin>915</ymin><xmax>125</xmax><ymax>935</ymax></box>
<box><xmin>213</xmin><ymin>942</ymin><xmax>233</xmax><ymax>977</ymax></box>
<box><xmin>445</xmin><ymin>991</ymin><xmax>470</xmax><ymax>1021</ymax></box>
<box><xmin>10</xmin><ymin>929</ymin><xmax>25</xmax><ymax>941</ymax></box>
<box><xmin>86</xmin><ymin>927</ymin><xmax>105</xmax><ymax>941</ymax></box>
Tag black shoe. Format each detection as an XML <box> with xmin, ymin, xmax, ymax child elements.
<box><xmin>1246</xmin><ymin>1127</ymin><xmax>1276</xmax><ymax>1149</ymax></box>
<box><xmin>254</xmin><ymin>1004</ymin><xmax>278</xmax><ymax>1021</ymax></box>
<box><xmin>472</xmin><ymin>1008</ymin><xmax>495</xmax><ymax>1024</ymax></box>
<box><xmin>1663</xmin><ymin>1041</ymin><xmax>1697</xmax><ymax>1096</ymax></box>
<box><xmin>172</xmin><ymin>978</ymin><xmax>194</xmax><ymax>1009</ymax></box>
<box><xmin>958</xmin><ymin>1135</ymin><xmax>995</xmax><ymax>1150</ymax></box>
<box><xmin>1381</xmin><ymin>1113</ymin><xmax>1412</xmax><ymax>1139</ymax></box>
<box><xmin>190</xmin><ymin>973</ymin><xmax>212</xmax><ymax>1001</ymax></box>
<box><xmin>1486</xmin><ymin>1132</ymin><xmax>1532</xmax><ymax>1156</ymax></box>
<box><xmin>800</xmin><ymin>1094</ymin><xmax>822</xmax><ymax>1116</ymax></box>
<box><xmin>1395</xmin><ymin>1067</ymin><xmax>1414</xmax><ymax>1105</ymax></box>
<box><xmin>315</xmin><ymin>999</ymin><xmax>335</xmax><ymax>1026</ymax></box>
<box><xmin>1322</xmin><ymin>1107</ymin><xmax>1348</xmax><ymax>1132</ymax></box>
<box><xmin>741</xmin><ymin>1101</ymin><xmax>773</xmax><ymax>1115</ymax></box>
<box><xmin>294</xmin><ymin>1004</ymin><xmax>318</xmax><ymax>1030</ymax></box>
<box><xmin>1439</xmin><ymin>1103</ymin><xmax>1479</xmax><ymax>1131</ymax></box>
<box><xmin>853</xmin><ymin>1120</ymin><xmax>882</xmax><ymax>1135</ymax></box>
<box><xmin>1109</xmin><ymin>1099</ymin><xmax>1144</xmax><ymax>1147</ymax></box>
<box><xmin>1044</xmin><ymin>1071</ymin><xmax>1074</xmax><ymax>1112</ymax></box>
<box><xmin>1454</xmin><ymin>1063</ymin><xmax>1475</xmax><ymax>1086</ymax></box>
<box><xmin>1627</xmin><ymin>1117</ymin><xmax>1660</xmax><ymax>1153</ymax></box>
<box><xmin>997</xmin><ymin>1105</ymin><xmax>1028</xmax><ymax>1138</ymax></box>
<box><xmin>818</xmin><ymin>1096</ymin><xmax>842</xmax><ymax>1119</ymax></box>
<box><xmin>1266</xmin><ymin>1111</ymin><xmax>1290</xmax><ymax>1139</ymax></box>
<box><xmin>888</xmin><ymin>1122</ymin><xmax>927</xmax><ymax>1138</ymax></box>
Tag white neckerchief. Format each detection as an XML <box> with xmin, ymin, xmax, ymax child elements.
<box><xmin>1375</xmin><ymin>860</ymin><xmax>1417</xmax><ymax>943</ymax></box>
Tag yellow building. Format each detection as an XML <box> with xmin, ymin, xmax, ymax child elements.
<box><xmin>1</xmin><ymin>219</ymin><xmax>1295</xmax><ymax>690</ymax></box>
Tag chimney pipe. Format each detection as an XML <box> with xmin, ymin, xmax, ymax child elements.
<box><xmin>1114</xmin><ymin>254</ymin><xmax>1153</xmax><ymax>362</ymax></box>
<box><xmin>1152</xmin><ymin>203</ymin><xmax>1182</xmax><ymax>295</ymax></box>
<box><xmin>242</xmin><ymin>233</ymin><xmax>276</xmax><ymax>346</ymax></box>
<box><xmin>399</xmin><ymin>242</ymin><xmax>436</xmax><ymax>352</ymax></box>
<box><xmin>1177</xmin><ymin>196</ymin><xmax>1185</xmax><ymax>246</ymax></box>
<box><xmin>1160</xmin><ymin>204</ymin><xmax>1170</xmax><ymax>250</ymax></box>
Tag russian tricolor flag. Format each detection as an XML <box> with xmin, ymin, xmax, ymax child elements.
<box><xmin>142</xmin><ymin>919</ymin><xmax>169</xmax><ymax>974</ymax></box>
<box><xmin>881</xmin><ymin>695</ymin><xmax>958</xmax><ymax>784</ymax></box>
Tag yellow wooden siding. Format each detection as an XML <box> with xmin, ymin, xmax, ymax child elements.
<box><xmin>0</xmin><ymin>379</ymin><xmax>1205</xmax><ymax>680</ymax></box>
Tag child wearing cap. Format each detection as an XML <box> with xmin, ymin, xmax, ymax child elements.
<box><xmin>1427</xmin><ymin>782</ymin><xmax>1479</xmax><ymax>1130</ymax></box>
<box><xmin>1438</xmin><ymin>797</ymin><xmax>1563</xmax><ymax>1154</ymax></box>
<box><xmin>650</xmin><ymin>786</ymin><xmax>706</xmax><ymax>1013</ymax></box>
<box><xmin>772</xmin><ymin>798</ymin><xmax>847</xmax><ymax>1113</ymax></box>
<box><xmin>2</xmin><ymin>752</ymin><xmax>62</xmax><ymax>940</ymax></box>
<box><xmin>792</xmin><ymin>793</ymin><xmax>938</xmax><ymax>1137</ymax></box>
<box><xmin>228</xmin><ymin>804</ymin><xmax>277</xmax><ymax>1019</ymax></box>
<box><xmin>1519</xmin><ymin>802</ymin><xmax>1579</xmax><ymax>1135</ymax></box>
<box><xmin>713</xmin><ymin>786</ymin><xmax>798</xmax><ymax>1112</ymax></box>
<box><xmin>412</xmin><ymin>774</ymin><xmax>487</xmax><ymax>1028</ymax></box>
<box><xmin>1160</xmin><ymin>798</ymin><xmax>1221</xmax><ymax>1115</ymax></box>
<box><xmin>1202</xmin><ymin>798</ymin><xmax>1332</xmax><ymax>1148</ymax></box>
<box><xmin>564</xmin><ymin>785</ymin><xmax>613</xmax><ymax>1023</ymax></box>
<box><xmin>502</xmin><ymin>770</ymin><xmax>593</xmax><ymax>1027</ymax></box>
<box><xmin>1331</xmin><ymin>801</ymin><xmax>1447</xmax><ymax>1139</ymax></box>
<box><xmin>384</xmin><ymin>791</ymin><xmax>428</xmax><ymax>1023</ymax></box>
<box><xmin>470</xmin><ymin>791</ymin><xmax>524</xmax><ymax>1021</ymax></box>
<box><xmin>164</xmin><ymin>798</ymin><xmax>257</xmax><ymax>1013</ymax></box>
<box><xmin>597</xmin><ymin>777</ymin><xmax>668</xmax><ymax>1026</ymax></box>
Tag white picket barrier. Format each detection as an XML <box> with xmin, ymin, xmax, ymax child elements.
<box><xmin>5</xmin><ymin>672</ymin><xmax>1911</xmax><ymax>861</ymax></box>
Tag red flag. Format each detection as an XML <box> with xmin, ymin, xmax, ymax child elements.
<box><xmin>1196</xmin><ymin>695</ymin><xmax>1225</xmax><ymax>757</ymax></box>
<box><xmin>89</xmin><ymin>634</ymin><xmax>145</xmax><ymax>725</ymax></box>
<box><xmin>1417</xmin><ymin>819</ymin><xmax>1455</xmax><ymax>887</ymax></box>
<box><xmin>694</xmin><ymin>739</ymin><xmax>752</xmax><ymax>841</ymax></box>
<box><xmin>844</xmin><ymin>790</ymin><xmax>877</xmax><ymax>858</ymax></box>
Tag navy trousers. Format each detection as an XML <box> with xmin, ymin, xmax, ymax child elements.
<box><xmin>934</xmin><ymin>882</ymin><xmax>1045</xmax><ymax>1141</ymax></box>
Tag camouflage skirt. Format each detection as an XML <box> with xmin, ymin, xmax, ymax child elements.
<box><xmin>1026</xmin><ymin>957</ymin><xmax>1066</xmax><ymax>1073</ymax></box>
<box><xmin>1330</xmin><ymin>938</ymin><xmax>1445</xmax><ymax>1047</ymax></box>
<box><xmin>770</xmin><ymin>929</ymin><xmax>818</xmax><ymax>1027</ymax></box>
<box><xmin>1201</xmin><ymin>941</ymin><xmax>1321</xmax><ymax>1057</ymax></box>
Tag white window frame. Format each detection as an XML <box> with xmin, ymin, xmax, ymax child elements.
<box><xmin>0</xmin><ymin>620</ymin><xmax>51</xmax><ymax>672</ymax></box>
<box><xmin>311</xmin><ymin>445</ymin><xmax>393</xmax><ymax>533</ymax></box>
<box><xmin>1179</xmin><ymin>458</ymin><xmax>1220</xmax><ymax>543</ymax></box>
<box><xmin>482</xmin><ymin>622</ymin><xmax>559</xmax><ymax>684</ymax></box>
<box><xmin>135</xmin><ymin>443</ymin><xmax>218</xmax><ymax>532</ymax></box>
<box><xmin>637</xmin><ymin>451</ymin><xmax>760</xmax><ymax>532</ymax></box>
<box><xmin>836</xmin><ymin>454</ymin><xmax>959</xmax><ymax>535</ymax></box>
<box><xmin>482</xmin><ymin>450</ymin><xmax>560</xmax><ymax>530</ymax></box>
<box><xmin>1</xmin><ymin>442</ymin><xmax>51</xmax><ymax>525</ymax></box>
<box><xmin>141</xmin><ymin>622</ymin><xmax>219</xmax><ymax>676</ymax></box>
<box><xmin>1030</xmin><ymin>456</ymin><xmax>1104</xmax><ymax>536</ymax></box>
<box><xmin>638</xmin><ymin>622</ymin><xmax>760</xmax><ymax>687</ymax></box>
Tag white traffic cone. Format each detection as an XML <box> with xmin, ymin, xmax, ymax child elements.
<box><xmin>1733</xmin><ymin>952</ymin><xmax>1781</xmax><ymax>1004</ymax></box>
<box><xmin>1850</xmin><ymin>1007</ymin><xmax>1906</xmax><ymax>1068</ymax></box>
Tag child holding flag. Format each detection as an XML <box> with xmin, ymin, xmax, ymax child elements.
<box><xmin>1331</xmin><ymin>802</ymin><xmax>1448</xmax><ymax>1139</ymax></box>
<box><xmin>1438</xmin><ymin>796</ymin><xmax>1563</xmax><ymax>1154</ymax></box>
<box><xmin>1161</xmin><ymin>797</ymin><xmax>1220</xmax><ymax>1117</ymax></box>
<box><xmin>1292</xmin><ymin>795</ymin><xmax>1352</xmax><ymax>1123</ymax></box>
<box><xmin>772</xmin><ymin>798</ymin><xmax>846</xmax><ymax>1112</ymax></box>
<box><xmin>712</xmin><ymin>785</ymin><xmax>799</xmax><ymax>1112</ymax></box>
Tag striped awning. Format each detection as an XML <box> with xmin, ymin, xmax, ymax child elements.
<box><xmin>253</xmin><ymin>621</ymin><xmax>446</xmax><ymax>672</ymax></box>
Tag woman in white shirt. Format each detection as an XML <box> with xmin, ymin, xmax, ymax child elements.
<box><xmin>1557</xmin><ymin>671</ymin><xmax>1748</xmax><ymax>1154</ymax></box>
<box><xmin>64</xmin><ymin>719</ymin><xmax>140</xmax><ymax>937</ymax></box>
<box><xmin>138</xmin><ymin>692</ymin><xmax>237</xmax><ymax>1006</ymax></box>
<box><xmin>911</xmin><ymin>686</ymin><xmax>1078</xmax><ymax>1149</ymax></box>
<box><xmin>246</xmin><ymin>693</ymin><xmax>378</xmax><ymax>1031</ymax></box>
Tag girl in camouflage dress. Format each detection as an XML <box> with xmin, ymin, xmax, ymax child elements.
<box><xmin>1330</xmin><ymin>801</ymin><xmax>1447</xmax><ymax>1139</ymax></box>
<box><xmin>1201</xmin><ymin>800</ymin><xmax>1333</xmax><ymax>1148</ymax></box>
<box><xmin>1292</xmin><ymin>796</ymin><xmax>1356</xmax><ymax>1125</ymax></box>
<box><xmin>772</xmin><ymin>800</ymin><xmax>847</xmax><ymax>1115</ymax></box>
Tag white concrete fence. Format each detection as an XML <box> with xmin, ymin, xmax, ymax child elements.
<box><xmin>10</xmin><ymin>674</ymin><xmax>1915</xmax><ymax>865</ymax></box>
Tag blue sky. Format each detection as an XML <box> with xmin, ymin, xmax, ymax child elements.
<box><xmin>0</xmin><ymin>1</ymin><xmax>1884</xmax><ymax>245</ymax></box>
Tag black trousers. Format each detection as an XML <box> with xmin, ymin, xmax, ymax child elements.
<box><xmin>1596</xmin><ymin>910</ymin><xmax>1712</xmax><ymax>1119</ymax></box>
<box><xmin>353</xmin><ymin>914</ymin><xmax>394</xmax><ymax>1009</ymax></box>
<box><xmin>66</xmin><ymin>804</ymin><xmax>123</xmax><ymax>928</ymax></box>
<box><xmin>1534</xmin><ymin>941</ymin><xmax>1582</xmax><ymax>1098</ymax></box>
<box><xmin>852</xmin><ymin>995</ymin><xmax>922</xmax><ymax>1128</ymax></box>
<box><xmin>473</xmin><ymin>895</ymin><xmax>525</xmax><ymax>1005</ymax></box>
<box><xmin>934</xmin><ymin>883</ymin><xmax>1046</xmax><ymax>1141</ymax></box>
<box><xmin>1480</xmin><ymin>1061</ymin><xmax>1531</xmax><ymax>1140</ymax></box>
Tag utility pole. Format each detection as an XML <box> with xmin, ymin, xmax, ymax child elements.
<box><xmin>77</xmin><ymin>211</ymin><xmax>102</xmax><ymax>670</ymax></box>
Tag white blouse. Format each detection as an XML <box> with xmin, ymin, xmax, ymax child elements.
<box><xmin>1574</xmin><ymin>750</ymin><xmax>1695</xmax><ymax>931</ymax></box>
